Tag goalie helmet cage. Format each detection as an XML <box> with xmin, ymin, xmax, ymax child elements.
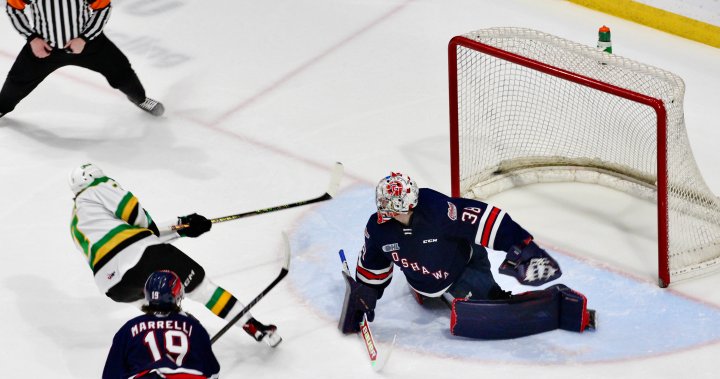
<box><xmin>448</xmin><ymin>27</ymin><xmax>720</xmax><ymax>287</ymax></box>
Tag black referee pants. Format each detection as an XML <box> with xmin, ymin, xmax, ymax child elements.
<box><xmin>0</xmin><ymin>33</ymin><xmax>146</xmax><ymax>114</ymax></box>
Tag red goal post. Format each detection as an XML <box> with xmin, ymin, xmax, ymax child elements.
<box><xmin>448</xmin><ymin>27</ymin><xmax>720</xmax><ymax>287</ymax></box>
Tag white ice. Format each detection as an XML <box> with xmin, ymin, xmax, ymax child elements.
<box><xmin>1</xmin><ymin>1</ymin><xmax>720</xmax><ymax>378</ymax></box>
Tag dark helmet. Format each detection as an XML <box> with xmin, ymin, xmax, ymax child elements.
<box><xmin>144</xmin><ymin>270</ymin><xmax>184</xmax><ymax>311</ymax></box>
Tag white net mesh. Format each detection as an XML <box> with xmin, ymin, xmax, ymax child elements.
<box><xmin>451</xmin><ymin>27</ymin><xmax>720</xmax><ymax>285</ymax></box>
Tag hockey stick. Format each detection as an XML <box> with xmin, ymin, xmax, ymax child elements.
<box><xmin>210</xmin><ymin>233</ymin><xmax>291</xmax><ymax>345</ymax></box>
<box><xmin>172</xmin><ymin>162</ymin><xmax>344</xmax><ymax>231</ymax></box>
<box><xmin>339</xmin><ymin>249</ymin><xmax>396</xmax><ymax>372</ymax></box>
<box><xmin>359</xmin><ymin>314</ymin><xmax>397</xmax><ymax>372</ymax></box>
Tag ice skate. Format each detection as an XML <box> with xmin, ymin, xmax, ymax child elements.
<box><xmin>243</xmin><ymin>318</ymin><xmax>282</xmax><ymax>348</ymax></box>
<box><xmin>132</xmin><ymin>97</ymin><xmax>164</xmax><ymax>116</ymax></box>
<box><xmin>587</xmin><ymin>309</ymin><xmax>597</xmax><ymax>330</ymax></box>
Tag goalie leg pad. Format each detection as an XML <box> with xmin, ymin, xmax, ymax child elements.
<box><xmin>338</xmin><ymin>271</ymin><xmax>378</xmax><ymax>334</ymax></box>
<box><xmin>556</xmin><ymin>284</ymin><xmax>594</xmax><ymax>332</ymax></box>
<box><xmin>450</xmin><ymin>288</ymin><xmax>561</xmax><ymax>339</ymax></box>
<box><xmin>450</xmin><ymin>284</ymin><xmax>595</xmax><ymax>339</ymax></box>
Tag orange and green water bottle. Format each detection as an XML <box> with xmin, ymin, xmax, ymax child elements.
<box><xmin>597</xmin><ymin>25</ymin><xmax>612</xmax><ymax>53</ymax></box>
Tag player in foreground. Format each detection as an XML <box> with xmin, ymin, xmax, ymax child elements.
<box><xmin>69</xmin><ymin>163</ymin><xmax>281</xmax><ymax>347</ymax></box>
<box><xmin>340</xmin><ymin>172</ymin><xmax>595</xmax><ymax>339</ymax></box>
<box><xmin>103</xmin><ymin>270</ymin><xmax>220</xmax><ymax>379</ymax></box>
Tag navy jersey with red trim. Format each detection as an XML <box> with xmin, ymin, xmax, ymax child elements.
<box><xmin>356</xmin><ymin>188</ymin><xmax>532</xmax><ymax>297</ymax></box>
<box><xmin>103</xmin><ymin>311</ymin><xmax>220</xmax><ymax>379</ymax></box>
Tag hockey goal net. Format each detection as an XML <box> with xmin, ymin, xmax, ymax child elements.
<box><xmin>448</xmin><ymin>27</ymin><xmax>720</xmax><ymax>287</ymax></box>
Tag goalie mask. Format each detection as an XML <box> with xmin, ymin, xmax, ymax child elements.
<box><xmin>68</xmin><ymin>163</ymin><xmax>105</xmax><ymax>195</ymax></box>
<box><xmin>376</xmin><ymin>172</ymin><xmax>418</xmax><ymax>223</ymax></box>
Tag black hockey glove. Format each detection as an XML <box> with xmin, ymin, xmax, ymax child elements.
<box><xmin>177</xmin><ymin>213</ymin><xmax>212</xmax><ymax>238</ymax></box>
<box><xmin>499</xmin><ymin>241</ymin><xmax>562</xmax><ymax>286</ymax></box>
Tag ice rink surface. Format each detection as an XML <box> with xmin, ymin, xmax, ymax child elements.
<box><xmin>1</xmin><ymin>0</ymin><xmax>719</xmax><ymax>378</ymax></box>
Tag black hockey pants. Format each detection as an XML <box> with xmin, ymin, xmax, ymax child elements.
<box><xmin>106</xmin><ymin>244</ymin><xmax>206</xmax><ymax>303</ymax></box>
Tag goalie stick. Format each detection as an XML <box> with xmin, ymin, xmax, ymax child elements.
<box><xmin>210</xmin><ymin>233</ymin><xmax>292</xmax><ymax>344</ymax></box>
<box><xmin>172</xmin><ymin>162</ymin><xmax>344</xmax><ymax>231</ymax></box>
<box><xmin>339</xmin><ymin>249</ymin><xmax>396</xmax><ymax>372</ymax></box>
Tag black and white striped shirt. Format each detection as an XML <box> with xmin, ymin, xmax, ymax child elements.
<box><xmin>6</xmin><ymin>0</ymin><xmax>111</xmax><ymax>48</ymax></box>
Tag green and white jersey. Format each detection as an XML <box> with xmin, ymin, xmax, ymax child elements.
<box><xmin>70</xmin><ymin>177</ymin><xmax>178</xmax><ymax>293</ymax></box>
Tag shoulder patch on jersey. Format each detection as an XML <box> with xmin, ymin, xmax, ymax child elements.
<box><xmin>447</xmin><ymin>201</ymin><xmax>457</xmax><ymax>221</ymax></box>
<box><xmin>382</xmin><ymin>243</ymin><xmax>400</xmax><ymax>252</ymax></box>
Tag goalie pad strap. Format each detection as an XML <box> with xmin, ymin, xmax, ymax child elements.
<box><xmin>450</xmin><ymin>284</ymin><xmax>590</xmax><ymax>339</ymax></box>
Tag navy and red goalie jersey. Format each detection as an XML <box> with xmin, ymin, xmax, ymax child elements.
<box><xmin>356</xmin><ymin>188</ymin><xmax>533</xmax><ymax>297</ymax></box>
<box><xmin>103</xmin><ymin>311</ymin><xmax>220</xmax><ymax>379</ymax></box>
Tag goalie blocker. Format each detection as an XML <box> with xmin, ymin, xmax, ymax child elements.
<box><xmin>451</xmin><ymin>283</ymin><xmax>596</xmax><ymax>339</ymax></box>
<box><xmin>339</xmin><ymin>270</ymin><xmax>378</xmax><ymax>334</ymax></box>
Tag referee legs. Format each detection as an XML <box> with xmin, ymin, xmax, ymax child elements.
<box><xmin>0</xmin><ymin>34</ymin><xmax>160</xmax><ymax>117</ymax></box>
<box><xmin>76</xmin><ymin>34</ymin><xmax>147</xmax><ymax>103</ymax></box>
<box><xmin>0</xmin><ymin>43</ymin><xmax>63</xmax><ymax>115</ymax></box>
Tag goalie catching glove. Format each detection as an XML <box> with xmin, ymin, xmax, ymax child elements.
<box><xmin>177</xmin><ymin>213</ymin><xmax>212</xmax><ymax>238</ymax></box>
<box><xmin>499</xmin><ymin>240</ymin><xmax>561</xmax><ymax>286</ymax></box>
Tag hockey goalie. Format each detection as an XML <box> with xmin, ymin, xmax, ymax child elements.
<box><xmin>339</xmin><ymin>172</ymin><xmax>596</xmax><ymax>339</ymax></box>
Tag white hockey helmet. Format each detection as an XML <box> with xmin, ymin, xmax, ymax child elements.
<box><xmin>376</xmin><ymin>172</ymin><xmax>419</xmax><ymax>223</ymax></box>
<box><xmin>68</xmin><ymin>163</ymin><xmax>105</xmax><ymax>195</ymax></box>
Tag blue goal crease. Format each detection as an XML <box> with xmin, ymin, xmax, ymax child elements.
<box><xmin>289</xmin><ymin>185</ymin><xmax>720</xmax><ymax>363</ymax></box>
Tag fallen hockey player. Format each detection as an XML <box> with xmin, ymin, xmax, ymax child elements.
<box><xmin>69</xmin><ymin>163</ymin><xmax>281</xmax><ymax>347</ymax></box>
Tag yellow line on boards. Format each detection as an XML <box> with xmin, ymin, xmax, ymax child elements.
<box><xmin>567</xmin><ymin>0</ymin><xmax>720</xmax><ymax>48</ymax></box>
